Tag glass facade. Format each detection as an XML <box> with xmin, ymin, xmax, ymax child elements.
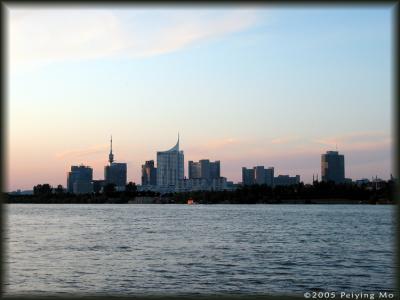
<box><xmin>156</xmin><ymin>138</ymin><xmax>184</xmax><ymax>188</ymax></box>
<box><xmin>105</xmin><ymin>163</ymin><xmax>127</xmax><ymax>188</ymax></box>
<box><xmin>321</xmin><ymin>151</ymin><xmax>345</xmax><ymax>183</ymax></box>
<box><xmin>67</xmin><ymin>165</ymin><xmax>93</xmax><ymax>194</ymax></box>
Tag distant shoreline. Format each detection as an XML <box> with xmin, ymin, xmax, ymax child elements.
<box><xmin>4</xmin><ymin>196</ymin><xmax>393</xmax><ymax>205</ymax></box>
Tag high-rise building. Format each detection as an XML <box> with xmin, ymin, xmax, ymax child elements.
<box><xmin>156</xmin><ymin>135</ymin><xmax>184</xmax><ymax>189</ymax></box>
<box><xmin>242</xmin><ymin>166</ymin><xmax>274</xmax><ymax>186</ymax></box>
<box><xmin>210</xmin><ymin>161</ymin><xmax>221</xmax><ymax>179</ymax></box>
<box><xmin>199</xmin><ymin>159</ymin><xmax>211</xmax><ymax>180</ymax></box>
<box><xmin>104</xmin><ymin>136</ymin><xmax>127</xmax><ymax>190</ymax></box>
<box><xmin>264</xmin><ymin>167</ymin><xmax>274</xmax><ymax>186</ymax></box>
<box><xmin>254</xmin><ymin>166</ymin><xmax>266</xmax><ymax>185</ymax></box>
<box><xmin>67</xmin><ymin>165</ymin><xmax>93</xmax><ymax>194</ymax></box>
<box><xmin>321</xmin><ymin>151</ymin><xmax>345</xmax><ymax>183</ymax></box>
<box><xmin>188</xmin><ymin>161</ymin><xmax>201</xmax><ymax>179</ymax></box>
<box><xmin>141</xmin><ymin>160</ymin><xmax>157</xmax><ymax>186</ymax></box>
<box><xmin>188</xmin><ymin>159</ymin><xmax>221</xmax><ymax>180</ymax></box>
<box><xmin>105</xmin><ymin>163</ymin><xmax>127</xmax><ymax>188</ymax></box>
<box><xmin>242</xmin><ymin>167</ymin><xmax>255</xmax><ymax>185</ymax></box>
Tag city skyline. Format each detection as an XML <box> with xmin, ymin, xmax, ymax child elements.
<box><xmin>7</xmin><ymin>6</ymin><xmax>393</xmax><ymax>191</ymax></box>
<box><xmin>8</xmin><ymin>134</ymin><xmax>392</xmax><ymax>192</ymax></box>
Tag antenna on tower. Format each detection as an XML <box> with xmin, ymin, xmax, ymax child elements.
<box><xmin>108</xmin><ymin>135</ymin><xmax>114</xmax><ymax>164</ymax></box>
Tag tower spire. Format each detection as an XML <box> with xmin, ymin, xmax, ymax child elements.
<box><xmin>109</xmin><ymin>135</ymin><xmax>114</xmax><ymax>164</ymax></box>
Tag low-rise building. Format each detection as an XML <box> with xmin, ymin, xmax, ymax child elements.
<box><xmin>274</xmin><ymin>175</ymin><xmax>300</xmax><ymax>186</ymax></box>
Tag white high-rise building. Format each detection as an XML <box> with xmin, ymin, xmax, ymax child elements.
<box><xmin>156</xmin><ymin>135</ymin><xmax>184</xmax><ymax>190</ymax></box>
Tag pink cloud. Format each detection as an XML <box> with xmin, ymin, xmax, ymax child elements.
<box><xmin>55</xmin><ymin>144</ymin><xmax>108</xmax><ymax>159</ymax></box>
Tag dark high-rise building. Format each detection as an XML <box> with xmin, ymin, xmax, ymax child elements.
<box><xmin>104</xmin><ymin>136</ymin><xmax>127</xmax><ymax>189</ymax></box>
<box><xmin>242</xmin><ymin>167</ymin><xmax>255</xmax><ymax>185</ymax></box>
<box><xmin>210</xmin><ymin>161</ymin><xmax>221</xmax><ymax>179</ymax></box>
<box><xmin>141</xmin><ymin>160</ymin><xmax>157</xmax><ymax>186</ymax></box>
<box><xmin>189</xmin><ymin>159</ymin><xmax>221</xmax><ymax>180</ymax></box>
<box><xmin>254</xmin><ymin>166</ymin><xmax>266</xmax><ymax>185</ymax></box>
<box><xmin>242</xmin><ymin>166</ymin><xmax>274</xmax><ymax>186</ymax></box>
<box><xmin>105</xmin><ymin>163</ymin><xmax>127</xmax><ymax>188</ymax></box>
<box><xmin>199</xmin><ymin>159</ymin><xmax>211</xmax><ymax>180</ymax></box>
<box><xmin>188</xmin><ymin>161</ymin><xmax>201</xmax><ymax>179</ymax></box>
<box><xmin>67</xmin><ymin>165</ymin><xmax>93</xmax><ymax>194</ymax></box>
<box><xmin>321</xmin><ymin>150</ymin><xmax>345</xmax><ymax>183</ymax></box>
<box><xmin>264</xmin><ymin>167</ymin><xmax>274</xmax><ymax>186</ymax></box>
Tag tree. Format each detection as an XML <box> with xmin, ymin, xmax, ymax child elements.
<box><xmin>33</xmin><ymin>184</ymin><xmax>53</xmax><ymax>196</ymax></box>
<box><xmin>55</xmin><ymin>185</ymin><xmax>64</xmax><ymax>195</ymax></box>
<box><xmin>125</xmin><ymin>182</ymin><xmax>137</xmax><ymax>196</ymax></box>
<box><xmin>103</xmin><ymin>183</ymin><xmax>116</xmax><ymax>197</ymax></box>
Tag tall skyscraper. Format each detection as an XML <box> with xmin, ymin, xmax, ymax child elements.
<box><xmin>156</xmin><ymin>135</ymin><xmax>184</xmax><ymax>188</ymax></box>
<box><xmin>264</xmin><ymin>167</ymin><xmax>274</xmax><ymax>186</ymax></box>
<box><xmin>199</xmin><ymin>159</ymin><xmax>211</xmax><ymax>180</ymax></box>
<box><xmin>254</xmin><ymin>166</ymin><xmax>266</xmax><ymax>185</ymax></box>
<box><xmin>188</xmin><ymin>161</ymin><xmax>201</xmax><ymax>179</ymax></box>
<box><xmin>141</xmin><ymin>160</ymin><xmax>157</xmax><ymax>186</ymax></box>
<box><xmin>242</xmin><ymin>166</ymin><xmax>274</xmax><ymax>186</ymax></box>
<box><xmin>67</xmin><ymin>165</ymin><xmax>93</xmax><ymax>194</ymax></box>
<box><xmin>321</xmin><ymin>150</ymin><xmax>345</xmax><ymax>183</ymax></box>
<box><xmin>209</xmin><ymin>161</ymin><xmax>221</xmax><ymax>179</ymax></box>
<box><xmin>104</xmin><ymin>136</ymin><xmax>127</xmax><ymax>189</ymax></box>
<box><xmin>188</xmin><ymin>159</ymin><xmax>221</xmax><ymax>180</ymax></box>
<box><xmin>242</xmin><ymin>167</ymin><xmax>255</xmax><ymax>185</ymax></box>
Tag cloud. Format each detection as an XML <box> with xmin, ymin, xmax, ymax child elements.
<box><xmin>270</xmin><ymin>135</ymin><xmax>301</xmax><ymax>145</ymax></box>
<box><xmin>8</xmin><ymin>9</ymin><xmax>126</xmax><ymax>70</ymax></box>
<box><xmin>204</xmin><ymin>137</ymin><xmax>239</xmax><ymax>149</ymax></box>
<box><xmin>8</xmin><ymin>8</ymin><xmax>260</xmax><ymax>70</ymax></box>
<box><xmin>312</xmin><ymin>131</ymin><xmax>392</xmax><ymax>151</ymax></box>
<box><xmin>136</xmin><ymin>9</ymin><xmax>259</xmax><ymax>57</ymax></box>
<box><xmin>55</xmin><ymin>144</ymin><xmax>108</xmax><ymax>159</ymax></box>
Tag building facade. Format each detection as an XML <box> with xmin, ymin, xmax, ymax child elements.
<box><xmin>141</xmin><ymin>160</ymin><xmax>157</xmax><ymax>186</ymax></box>
<box><xmin>156</xmin><ymin>136</ymin><xmax>184</xmax><ymax>190</ymax></box>
<box><xmin>188</xmin><ymin>161</ymin><xmax>201</xmax><ymax>179</ymax></box>
<box><xmin>175</xmin><ymin>177</ymin><xmax>228</xmax><ymax>192</ymax></box>
<box><xmin>67</xmin><ymin>165</ymin><xmax>93</xmax><ymax>194</ymax></box>
<box><xmin>188</xmin><ymin>159</ymin><xmax>220</xmax><ymax>180</ymax></box>
<box><xmin>321</xmin><ymin>151</ymin><xmax>345</xmax><ymax>183</ymax></box>
<box><xmin>242</xmin><ymin>167</ymin><xmax>255</xmax><ymax>185</ymax></box>
<box><xmin>242</xmin><ymin>166</ymin><xmax>274</xmax><ymax>186</ymax></box>
<box><xmin>104</xmin><ymin>136</ymin><xmax>127</xmax><ymax>190</ymax></box>
<box><xmin>210</xmin><ymin>161</ymin><xmax>221</xmax><ymax>179</ymax></box>
<box><xmin>104</xmin><ymin>163</ymin><xmax>127</xmax><ymax>188</ymax></box>
<box><xmin>274</xmin><ymin>175</ymin><xmax>300</xmax><ymax>186</ymax></box>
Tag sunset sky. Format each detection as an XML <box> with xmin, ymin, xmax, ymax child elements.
<box><xmin>6</xmin><ymin>5</ymin><xmax>394</xmax><ymax>191</ymax></box>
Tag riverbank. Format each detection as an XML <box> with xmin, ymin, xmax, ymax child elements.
<box><xmin>3</xmin><ymin>195</ymin><xmax>393</xmax><ymax>205</ymax></box>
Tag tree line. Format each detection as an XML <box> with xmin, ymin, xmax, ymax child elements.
<box><xmin>5</xmin><ymin>179</ymin><xmax>396</xmax><ymax>204</ymax></box>
<box><xmin>171</xmin><ymin>180</ymin><xmax>396</xmax><ymax>204</ymax></box>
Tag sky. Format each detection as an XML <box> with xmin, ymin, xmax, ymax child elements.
<box><xmin>6</xmin><ymin>5</ymin><xmax>395</xmax><ymax>191</ymax></box>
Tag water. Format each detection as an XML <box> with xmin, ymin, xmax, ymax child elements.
<box><xmin>4</xmin><ymin>204</ymin><xmax>395</xmax><ymax>296</ymax></box>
